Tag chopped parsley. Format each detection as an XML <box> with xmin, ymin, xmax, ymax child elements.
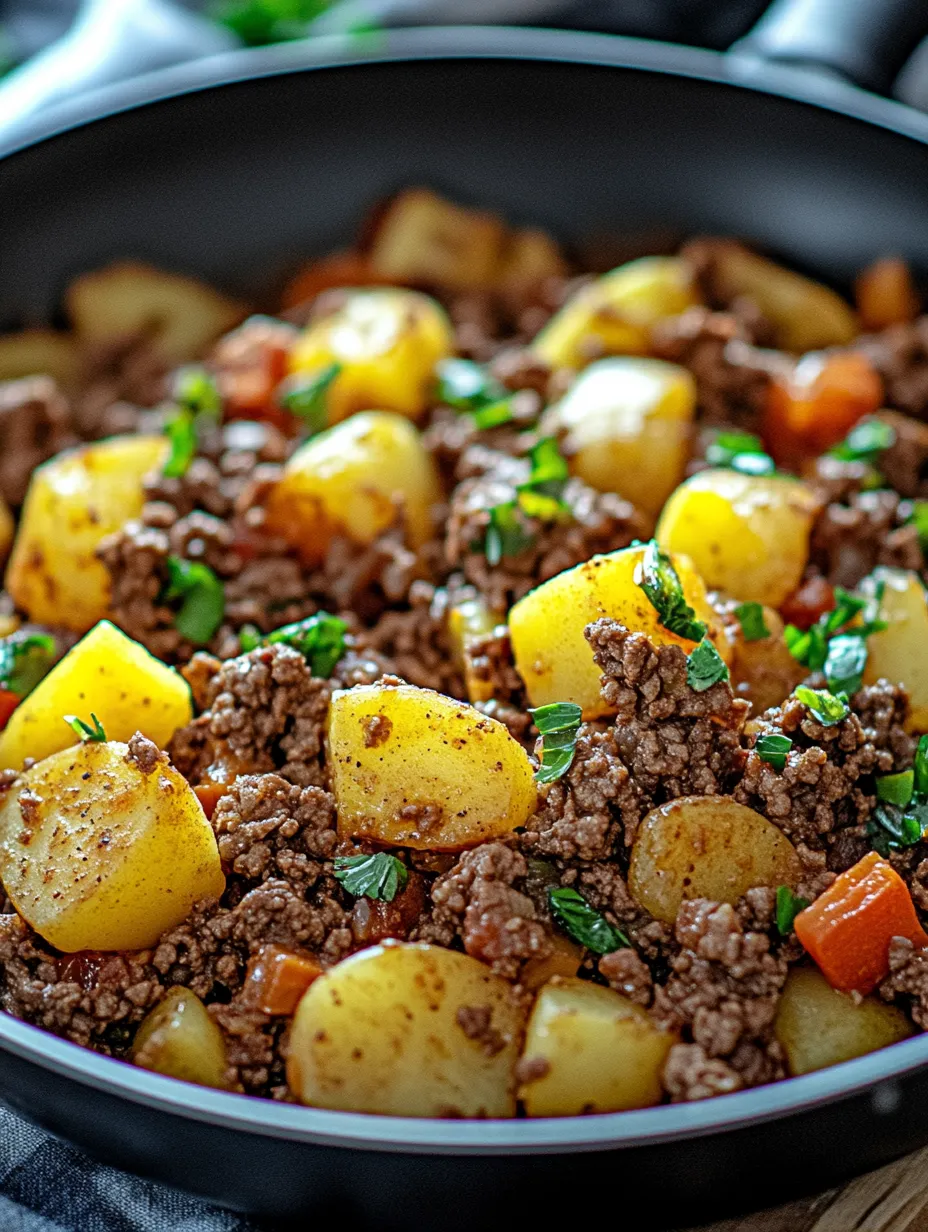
<box><xmin>162</xmin><ymin>367</ymin><xmax>222</xmax><ymax>479</ymax></box>
<box><xmin>823</xmin><ymin>633</ymin><xmax>869</xmax><ymax>697</ymax></box>
<box><xmin>238</xmin><ymin>612</ymin><xmax>346</xmax><ymax>677</ymax></box>
<box><xmin>435</xmin><ymin>358</ymin><xmax>515</xmax><ymax>430</ymax></box>
<box><xmin>916</xmin><ymin>733</ymin><xmax>928</xmax><ymax>798</ymax></box>
<box><xmin>547</xmin><ymin>886</ymin><xmax>629</xmax><ymax>954</ymax></box>
<box><xmin>281</xmin><ymin>362</ymin><xmax>341</xmax><ymax>436</ymax></box>
<box><xmin>174</xmin><ymin>365</ymin><xmax>222</xmax><ymax>419</ymax></box>
<box><xmin>734</xmin><ymin>602</ymin><xmax>770</xmax><ymax>642</ymax></box>
<box><xmin>794</xmin><ymin>685</ymin><xmax>850</xmax><ymax>726</ymax></box>
<box><xmin>530</xmin><ymin>702</ymin><xmax>582</xmax><ymax>785</ymax></box>
<box><xmin>473</xmin><ymin>399</ymin><xmax>515</xmax><ymax>430</ymax></box>
<box><xmin>64</xmin><ymin>713</ymin><xmax>106</xmax><ymax>743</ymax></box>
<box><xmin>212</xmin><ymin>0</ymin><xmax>333</xmax><ymax>46</ymax></box>
<box><xmin>876</xmin><ymin>769</ymin><xmax>915</xmax><ymax>806</ymax></box>
<box><xmin>162</xmin><ymin>557</ymin><xmax>225</xmax><ymax>646</ymax></box>
<box><xmin>685</xmin><ymin>637</ymin><xmax>729</xmax><ymax>692</ymax></box>
<box><xmin>869</xmin><ymin>736</ymin><xmax>928</xmax><ymax>855</ymax></box>
<box><xmin>0</xmin><ymin>633</ymin><xmax>56</xmax><ymax>698</ymax></box>
<box><xmin>516</xmin><ymin>437</ymin><xmax>570</xmax><ymax>519</ymax></box>
<box><xmin>784</xmin><ymin>585</ymin><xmax>885</xmax><ymax>692</ymax></box>
<box><xmin>162</xmin><ymin>410</ymin><xmax>198</xmax><ymax>479</ymax></box>
<box><xmin>756</xmin><ymin>733</ymin><xmax>792</xmax><ymax>772</ymax></box>
<box><xmin>910</xmin><ymin>501</ymin><xmax>928</xmax><ymax>555</ymax></box>
<box><xmin>775</xmin><ymin>885</ymin><xmax>810</xmax><ymax>936</ymax></box>
<box><xmin>705</xmin><ymin>429</ymin><xmax>775</xmax><ymax>476</ymax></box>
<box><xmin>333</xmin><ymin>852</ymin><xmax>408</xmax><ymax>902</ymax></box>
<box><xmin>635</xmin><ymin>540</ymin><xmax>707</xmax><ymax>642</ymax></box>
<box><xmin>829</xmin><ymin>417</ymin><xmax>895</xmax><ymax>463</ymax></box>
<box><xmin>483</xmin><ymin>502</ymin><xmax>534</xmax><ymax>565</ymax></box>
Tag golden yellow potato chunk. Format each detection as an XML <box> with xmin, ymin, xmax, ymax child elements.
<box><xmin>0</xmin><ymin>741</ymin><xmax>224</xmax><ymax>952</ymax></box>
<box><xmin>447</xmin><ymin>595</ymin><xmax>499</xmax><ymax>704</ymax></box>
<box><xmin>518</xmin><ymin>977</ymin><xmax>676</xmax><ymax>1116</ymax></box>
<box><xmin>0</xmin><ymin>620</ymin><xmax>192</xmax><ymax>772</ymax></box>
<box><xmin>775</xmin><ymin>967</ymin><xmax>912</xmax><ymax>1076</ymax></box>
<box><xmin>264</xmin><ymin>410</ymin><xmax>440</xmax><ymax>566</ymax></box>
<box><xmin>729</xmin><ymin>606</ymin><xmax>805</xmax><ymax>714</ymax></box>
<box><xmin>289</xmin><ymin>288</ymin><xmax>453</xmax><ymax>423</ymax></box>
<box><xmin>287</xmin><ymin>942</ymin><xmax>523</xmax><ymax>1117</ymax></box>
<box><xmin>544</xmin><ymin>357</ymin><xmax>696</xmax><ymax>519</ymax></box>
<box><xmin>67</xmin><ymin>261</ymin><xmax>244</xmax><ymax>363</ymax></box>
<box><xmin>508</xmin><ymin>544</ymin><xmax>729</xmax><ymax>719</ymax></box>
<box><xmin>656</xmin><ymin>469</ymin><xmax>818</xmax><ymax>608</ymax></box>
<box><xmin>0</xmin><ymin>496</ymin><xmax>13</xmax><ymax>564</ymax></box>
<box><xmin>628</xmin><ymin>795</ymin><xmax>802</xmax><ymax>924</ymax></box>
<box><xmin>328</xmin><ymin>682</ymin><xmax>537</xmax><ymax>850</ymax></box>
<box><xmin>6</xmin><ymin>434</ymin><xmax>168</xmax><ymax>632</ymax></box>
<box><xmin>861</xmin><ymin>568</ymin><xmax>928</xmax><ymax>730</ymax></box>
<box><xmin>133</xmin><ymin>987</ymin><xmax>229</xmax><ymax>1089</ymax></box>
<box><xmin>0</xmin><ymin>330</ymin><xmax>82</xmax><ymax>391</ymax></box>
<box><xmin>533</xmin><ymin>257</ymin><xmax>699</xmax><ymax>370</ymax></box>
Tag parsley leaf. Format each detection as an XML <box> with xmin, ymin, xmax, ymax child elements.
<box><xmin>516</xmin><ymin>437</ymin><xmax>570</xmax><ymax>521</ymax></box>
<box><xmin>162</xmin><ymin>410</ymin><xmax>198</xmax><ymax>479</ymax></box>
<box><xmin>784</xmin><ymin>585</ymin><xmax>884</xmax><ymax>680</ymax></box>
<box><xmin>333</xmin><ymin>852</ymin><xmax>408</xmax><ymax>902</ymax></box>
<box><xmin>823</xmin><ymin>633</ymin><xmax>868</xmax><ymax>697</ymax></box>
<box><xmin>829</xmin><ymin>417</ymin><xmax>895</xmax><ymax>463</ymax></box>
<box><xmin>163</xmin><ymin>557</ymin><xmax>225</xmax><ymax>645</ymax></box>
<box><xmin>238</xmin><ymin>612</ymin><xmax>346</xmax><ymax>677</ymax></box>
<box><xmin>794</xmin><ymin>685</ymin><xmax>850</xmax><ymax>726</ymax></box>
<box><xmin>436</xmin><ymin>358</ymin><xmax>507</xmax><ymax>410</ymax></box>
<box><xmin>483</xmin><ymin>502</ymin><xmax>534</xmax><ymax>565</ymax></box>
<box><xmin>877</xmin><ymin>769</ymin><xmax>915</xmax><ymax>807</ymax></box>
<box><xmin>916</xmin><ymin>734</ymin><xmax>928</xmax><ymax>798</ymax></box>
<box><xmin>734</xmin><ymin>602</ymin><xmax>770</xmax><ymax>642</ymax></box>
<box><xmin>472</xmin><ymin>400</ymin><xmax>515</xmax><ymax>430</ymax></box>
<box><xmin>0</xmin><ymin>633</ymin><xmax>56</xmax><ymax>698</ymax></box>
<box><xmin>705</xmin><ymin>429</ymin><xmax>775</xmax><ymax>475</ymax></box>
<box><xmin>756</xmin><ymin>733</ymin><xmax>792</xmax><ymax>772</ymax></box>
<box><xmin>910</xmin><ymin>501</ymin><xmax>928</xmax><ymax>555</ymax></box>
<box><xmin>635</xmin><ymin>540</ymin><xmax>707</xmax><ymax>642</ymax></box>
<box><xmin>211</xmin><ymin>0</ymin><xmax>332</xmax><ymax>45</ymax></box>
<box><xmin>281</xmin><ymin>362</ymin><xmax>341</xmax><ymax>436</ymax></box>
<box><xmin>530</xmin><ymin>702</ymin><xmax>582</xmax><ymax>785</ymax></box>
<box><xmin>775</xmin><ymin>885</ymin><xmax>810</xmax><ymax>936</ymax></box>
<box><xmin>686</xmin><ymin>637</ymin><xmax>729</xmax><ymax>692</ymax></box>
<box><xmin>548</xmin><ymin>886</ymin><xmax>629</xmax><ymax>954</ymax></box>
<box><xmin>869</xmin><ymin>800</ymin><xmax>928</xmax><ymax>855</ymax></box>
<box><xmin>162</xmin><ymin>367</ymin><xmax>222</xmax><ymax>479</ymax></box>
<box><xmin>174</xmin><ymin>366</ymin><xmax>222</xmax><ymax>419</ymax></box>
<box><xmin>64</xmin><ymin>713</ymin><xmax>106</xmax><ymax>743</ymax></box>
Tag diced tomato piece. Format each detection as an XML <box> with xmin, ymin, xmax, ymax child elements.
<box><xmin>244</xmin><ymin>944</ymin><xmax>322</xmax><ymax>1015</ymax></box>
<box><xmin>764</xmin><ymin>351</ymin><xmax>883</xmax><ymax>466</ymax></box>
<box><xmin>194</xmin><ymin>782</ymin><xmax>228</xmax><ymax>821</ymax></box>
<box><xmin>0</xmin><ymin>689</ymin><xmax>20</xmax><ymax>729</ymax></box>
<box><xmin>779</xmin><ymin>576</ymin><xmax>835</xmax><ymax>631</ymax></box>
<box><xmin>855</xmin><ymin>257</ymin><xmax>920</xmax><ymax>331</ymax></box>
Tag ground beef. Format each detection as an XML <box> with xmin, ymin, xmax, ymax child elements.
<box><xmin>428</xmin><ymin>843</ymin><xmax>553</xmax><ymax>980</ymax></box>
<box><xmin>168</xmin><ymin>644</ymin><xmax>331</xmax><ymax>788</ymax></box>
<box><xmin>599</xmin><ymin>947</ymin><xmax>654</xmax><ymax>1006</ymax></box>
<box><xmin>653</xmin><ymin>899</ymin><xmax>787</xmax><ymax>1100</ymax></box>
<box><xmin>0</xmin><ymin>377</ymin><xmax>73</xmax><ymax>506</ymax></box>
<box><xmin>873</xmin><ymin>410</ymin><xmax>928</xmax><ymax>499</ymax></box>
<box><xmin>880</xmin><ymin>936</ymin><xmax>928</xmax><ymax>1027</ymax></box>
<box><xmin>353</xmin><ymin>580</ymin><xmax>465</xmax><ymax>696</ymax></box>
<box><xmin>808</xmin><ymin>487</ymin><xmax>922</xmax><ymax>589</ymax></box>
<box><xmin>73</xmin><ymin>334</ymin><xmax>169</xmax><ymax>438</ymax></box>
<box><xmin>662</xmin><ymin>1044</ymin><xmax>743</xmax><ymax>1101</ymax></box>
<box><xmin>466</xmin><ymin>625</ymin><xmax>526</xmax><ymax>707</ymax></box>
<box><xmin>125</xmin><ymin>731</ymin><xmax>164</xmax><ymax>775</ymax></box>
<box><xmin>857</xmin><ymin>318</ymin><xmax>928</xmax><ymax>419</ymax></box>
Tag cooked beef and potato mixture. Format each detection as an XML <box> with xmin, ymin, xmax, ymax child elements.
<box><xmin>1</xmin><ymin>188</ymin><xmax>928</xmax><ymax>1116</ymax></box>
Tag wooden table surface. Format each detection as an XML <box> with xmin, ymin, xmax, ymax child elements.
<box><xmin>676</xmin><ymin>1148</ymin><xmax>928</xmax><ymax>1232</ymax></box>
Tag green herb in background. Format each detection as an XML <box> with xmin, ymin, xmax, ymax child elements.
<box><xmin>775</xmin><ymin>885</ymin><xmax>809</xmax><ymax>936</ymax></box>
<box><xmin>685</xmin><ymin>637</ymin><xmax>729</xmax><ymax>692</ymax></box>
<box><xmin>828</xmin><ymin>417</ymin><xmax>895</xmax><ymax>463</ymax></box>
<box><xmin>734</xmin><ymin>602</ymin><xmax>770</xmax><ymax>642</ymax></box>
<box><xmin>65</xmin><ymin>713</ymin><xmax>107</xmax><ymax>743</ymax></box>
<box><xmin>211</xmin><ymin>0</ymin><xmax>333</xmax><ymax>45</ymax></box>
<box><xmin>635</xmin><ymin>540</ymin><xmax>707</xmax><ymax>642</ymax></box>
<box><xmin>783</xmin><ymin>585</ymin><xmax>885</xmax><ymax>692</ymax></box>
<box><xmin>162</xmin><ymin>367</ymin><xmax>222</xmax><ymax>479</ymax></box>
<box><xmin>756</xmin><ymin>733</ymin><xmax>792</xmax><ymax>772</ymax></box>
<box><xmin>483</xmin><ymin>502</ymin><xmax>534</xmax><ymax>565</ymax></box>
<box><xmin>162</xmin><ymin>557</ymin><xmax>225</xmax><ymax>645</ymax></box>
<box><xmin>869</xmin><ymin>736</ymin><xmax>928</xmax><ymax>855</ymax></box>
<box><xmin>548</xmin><ymin>886</ymin><xmax>629</xmax><ymax>954</ymax></box>
<box><xmin>333</xmin><ymin>852</ymin><xmax>408</xmax><ymax>902</ymax></box>
<box><xmin>174</xmin><ymin>366</ymin><xmax>222</xmax><ymax>419</ymax></box>
<box><xmin>436</xmin><ymin>358</ymin><xmax>507</xmax><ymax>411</ymax></box>
<box><xmin>822</xmin><ymin>633</ymin><xmax>869</xmax><ymax>697</ymax></box>
<box><xmin>910</xmin><ymin>501</ymin><xmax>928</xmax><ymax>555</ymax></box>
<box><xmin>281</xmin><ymin>362</ymin><xmax>341</xmax><ymax>436</ymax></box>
<box><xmin>705</xmin><ymin>429</ymin><xmax>775</xmax><ymax>476</ymax></box>
<box><xmin>239</xmin><ymin>611</ymin><xmax>346</xmax><ymax>677</ymax></box>
<box><xmin>0</xmin><ymin>634</ymin><xmax>56</xmax><ymax>698</ymax></box>
<box><xmin>531</xmin><ymin>702</ymin><xmax>582</xmax><ymax>785</ymax></box>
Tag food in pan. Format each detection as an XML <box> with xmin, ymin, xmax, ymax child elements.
<box><xmin>0</xmin><ymin>187</ymin><xmax>927</xmax><ymax>1117</ymax></box>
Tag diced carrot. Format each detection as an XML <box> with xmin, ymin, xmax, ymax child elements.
<box><xmin>244</xmin><ymin>944</ymin><xmax>322</xmax><ymax>1016</ymax></box>
<box><xmin>281</xmin><ymin>252</ymin><xmax>394</xmax><ymax>310</ymax></box>
<box><xmin>855</xmin><ymin>257</ymin><xmax>920</xmax><ymax>331</ymax></box>
<box><xmin>211</xmin><ymin>316</ymin><xmax>298</xmax><ymax>430</ymax></box>
<box><xmin>794</xmin><ymin>851</ymin><xmax>928</xmax><ymax>994</ymax></box>
<box><xmin>779</xmin><ymin>576</ymin><xmax>835</xmax><ymax>631</ymax></box>
<box><xmin>0</xmin><ymin>689</ymin><xmax>19</xmax><ymax>730</ymax></box>
<box><xmin>194</xmin><ymin>783</ymin><xmax>227</xmax><ymax>821</ymax></box>
<box><xmin>764</xmin><ymin>351</ymin><xmax>883</xmax><ymax>466</ymax></box>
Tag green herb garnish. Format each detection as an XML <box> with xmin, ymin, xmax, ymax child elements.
<box><xmin>531</xmin><ymin>702</ymin><xmax>582</xmax><ymax>785</ymax></box>
<box><xmin>635</xmin><ymin>540</ymin><xmax>707</xmax><ymax>642</ymax></box>
<box><xmin>211</xmin><ymin>0</ymin><xmax>332</xmax><ymax>46</ymax></box>
<box><xmin>794</xmin><ymin>685</ymin><xmax>850</xmax><ymax>726</ymax></box>
<box><xmin>910</xmin><ymin>501</ymin><xmax>928</xmax><ymax>554</ymax></box>
<box><xmin>869</xmin><ymin>736</ymin><xmax>928</xmax><ymax>855</ymax></box>
<box><xmin>686</xmin><ymin>637</ymin><xmax>730</xmax><ymax>692</ymax></box>
<box><xmin>705</xmin><ymin>429</ymin><xmax>775</xmax><ymax>475</ymax></box>
<box><xmin>734</xmin><ymin>602</ymin><xmax>770</xmax><ymax>642</ymax></box>
<box><xmin>238</xmin><ymin>612</ymin><xmax>346</xmax><ymax>677</ymax></box>
<box><xmin>163</xmin><ymin>557</ymin><xmax>225</xmax><ymax>645</ymax></box>
<box><xmin>472</xmin><ymin>400</ymin><xmax>515</xmax><ymax>430</ymax></box>
<box><xmin>916</xmin><ymin>733</ymin><xmax>928</xmax><ymax>798</ymax></box>
<box><xmin>161</xmin><ymin>367</ymin><xmax>222</xmax><ymax>479</ymax></box>
<box><xmin>823</xmin><ymin>633</ymin><xmax>869</xmax><ymax>697</ymax></box>
<box><xmin>65</xmin><ymin>713</ymin><xmax>106</xmax><ymax>743</ymax></box>
<box><xmin>775</xmin><ymin>885</ymin><xmax>810</xmax><ymax>936</ymax></box>
<box><xmin>436</xmin><ymin>358</ymin><xmax>507</xmax><ymax>410</ymax></box>
<box><xmin>174</xmin><ymin>366</ymin><xmax>222</xmax><ymax>419</ymax></box>
<box><xmin>483</xmin><ymin>502</ymin><xmax>534</xmax><ymax>565</ymax></box>
<box><xmin>547</xmin><ymin>886</ymin><xmax>629</xmax><ymax>954</ymax></box>
<box><xmin>756</xmin><ymin>733</ymin><xmax>792</xmax><ymax>772</ymax></box>
<box><xmin>516</xmin><ymin>436</ymin><xmax>570</xmax><ymax>520</ymax></box>
<box><xmin>829</xmin><ymin>417</ymin><xmax>895</xmax><ymax>463</ymax></box>
<box><xmin>876</xmin><ymin>769</ymin><xmax>915</xmax><ymax>807</ymax></box>
<box><xmin>784</xmin><ymin>585</ymin><xmax>885</xmax><ymax>685</ymax></box>
<box><xmin>281</xmin><ymin>362</ymin><xmax>341</xmax><ymax>436</ymax></box>
<box><xmin>162</xmin><ymin>410</ymin><xmax>198</xmax><ymax>479</ymax></box>
<box><xmin>0</xmin><ymin>633</ymin><xmax>56</xmax><ymax>698</ymax></box>
<box><xmin>333</xmin><ymin>852</ymin><xmax>408</xmax><ymax>902</ymax></box>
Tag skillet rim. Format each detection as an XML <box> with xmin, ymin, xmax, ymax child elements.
<box><xmin>3</xmin><ymin>22</ymin><xmax>928</xmax><ymax>1156</ymax></box>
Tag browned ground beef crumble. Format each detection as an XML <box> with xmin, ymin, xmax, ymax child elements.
<box><xmin>4</xmin><ymin>234</ymin><xmax>928</xmax><ymax>1117</ymax></box>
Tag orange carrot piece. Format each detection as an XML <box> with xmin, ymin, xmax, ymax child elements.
<box><xmin>795</xmin><ymin>851</ymin><xmax>928</xmax><ymax>994</ymax></box>
<box><xmin>855</xmin><ymin>257</ymin><xmax>920</xmax><ymax>331</ymax></box>
<box><xmin>194</xmin><ymin>783</ymin><xmax>227</xmax><ymax>821</ymax></box>
<box><xmin>0</xmin><ymin>689</ymin><xmax>19</xmax><ymax>730</ymax></box>
<box><xmin>280</xmin><ymin>252</ymin><xmax>394</xmax><ymax>310</ymax></box>
<box><xmin>764</xmin><ymin>352</ymin><xmax>883</xmax><ymax>466</ymax></box>
<box><xmin>245</xmin><ymin>944</ymin><xmax>322</xmax><ymax>1016</ymax></box>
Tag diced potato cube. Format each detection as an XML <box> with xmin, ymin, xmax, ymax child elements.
<box><xmin>264</xmin><ymin>411</ymin><xmax>440</xmax><ymax>565</ymax></box>
<box><xmin>508</xmin><ymin>544</ymin><xmax>730</xmax><ymax>719</ymax></box>
<box><xmin>0</xmin><ymin>741</ymin><xmax>224</xmax><ymax>952</ymax></box>
<box><xmin>288</xmin><ymin>288</ymin><xmax>453</xmax><ymax>423</ymax></box>
<box><xmin>656</xmin><ymin>469</ymin><xmax>818</xmax><ymax>608</ymax></box>
<box><xmin>520</xmin><ymin>933</ymin><xmax>584</xmax><ymax>992</ymax></box>
<box><xmin>327</xmin><ymin>682</ymin><xmax>537</xmax><ymax>850</ymax></box>
<box><xmin>0</xmin><ymin>330</ymin><xmax>82</xmax><ymax>391</ymax></box>
<box><xmin>447</xmin><ymin>595</ymin><xmax>499</xmax><ymax>704</ymax></box>
<box><xmin>532</xmin><ymin>257</ymin><xmax>699</xmax><ymax>370</ymax></box>
<box><xmin>287</xmin><ymin>941</ymin><xmax>523</xmax><ymax>1116</ymax></box>
<box><xmin>0</xmin><ymin>620</ymin><xmax>192</xmax><ymax>772</ymax></box>
<box><xmin>518</xmin><ymin>977</ymin><xmax>676</xmax><ymax>1116</ymax></box>
<box><xmin>497</xmin><ymin>228</ymin><xmax>568</xmax><ymax>292</ymax></box>
<box><xmin>775</xmin><ymin>966</ymin><xmax>912</xmax><ymax>1076</ymax></box>
<box><xmin>368</xmin><ymin>188</ymin><xmax>507</xmax><ymax>290</ymax></box>
<box><xmin>67</xmin><ymin>261</ymin><xmax>245</xmax><ymax>363</ymax></box>
<box><xmin>729</xmin><ymin>606</ymin><xmax>805</xmax><ymax>713</ymax></box>
<box><xmin>861</xmin><ymin>568</ymin><xmax>928</xmax><ymax>730</ymax></box>
<box><xmin>855</xmin><ymin>257</ymin><xmax>919</xmax><ymax>331</ymax></box>
<box><xmin>5</xmin><ymin>434</ymin><xmax>168</xmax><ymax>631</ymax></box>
<box><xmin>628</xmin><ymin>795</ymin><xmax>802</xmax><ymax>924</ymax></box>
<box><xmin>133</xmin><ymin>987</ymin><xmax>229</xmax><ymax>1089</ymax></box>
<box><xmin>543</xmin><ymin>357</ymin><xmax>696</xmax><ymax>519</ymax></box>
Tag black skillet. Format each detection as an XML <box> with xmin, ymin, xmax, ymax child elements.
<box><xmin>3</xmin><ymin>1</ymin><xmax>928</xmax><ymax>1225</ymax></box>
